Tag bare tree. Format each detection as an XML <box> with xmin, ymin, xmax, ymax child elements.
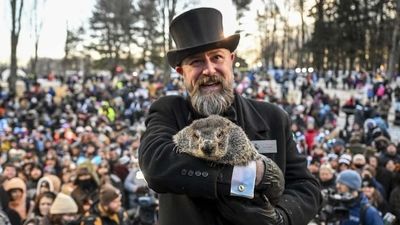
<box><xmin>159</xmin><ymin>0</ymin><xmax>178</xmax><ymax>83</ymax></box>
<box><xmin>9</xmin><ymin>0</ymin><xmax>24</xmax><ymax>95</ymax></box>
<box><xmin>388</xmin><ymin>0</ymin><xmax>400</xmax><ymax>79</ymax></box>
<box><xmin>297</xmin><ymin>0</ymin><xmax>305</xmax><ymax>66</ymax></box>
<box><xmin>30</xmin><ymin>0</ymin><xmax>46</xmax><ymax>79</ymax></box>
<box><xmin>232</xmin><ymin>0</ymin><xmax>252</xmax><ymax>22</ymax></box>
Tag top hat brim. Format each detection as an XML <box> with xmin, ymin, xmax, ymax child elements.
<box><xmin>167</xmin><ymin>34</ymin><xmax>240</xmax><ymax>68</ymax></box>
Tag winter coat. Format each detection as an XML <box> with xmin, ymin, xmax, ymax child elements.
<box><xmin>139</xmin><ymin>94</ymin><xmax>322</xmax><ymax>225</ymax></box>
<box><xmin>389</xmin><ymin>186</ymin><xmax>400</xmax><ymax>224</ymax></box>
<box><xmin>123</xmin><ymin>168</ymin><xmax>148</xmax><ymax>209</ymax></box>
<box><xmin>88</xmin><ymin>203</ymin><xmax>128</xmax><ymax>225</ymax></box>
<box><xmin>340</xmin><ymin>193</ymin><xmax>383</xmax><ymax>225</ymax></box>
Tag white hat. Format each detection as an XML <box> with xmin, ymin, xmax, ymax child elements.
<box><xmin>338</xmin><ymin>154</ymin><xmax>352</xmax><ymax>165</ymax></box>
<box><xmin>50</xmin><ymin>193</ymin><xmax>78</xmax><ymax>214</ymax></box>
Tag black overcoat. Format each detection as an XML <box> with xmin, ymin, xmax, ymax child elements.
<box><xmin>139</xmin><ymin>94</ymin><xmax>322</xmax><ymax>225</ymax></box>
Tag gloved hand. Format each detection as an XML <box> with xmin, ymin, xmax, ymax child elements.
<box><xmin>255</xmin><ymin>154</ymin><xmax>285</xmax><ymax>206</ymax></box>
<box><xmin>217</xmin><ymin>193</ymin><xmax>287</xmax><ymax>225</ymax></box>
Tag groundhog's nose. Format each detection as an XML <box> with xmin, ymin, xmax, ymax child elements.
<box><xmin>202</xmin><ymin>140</ymin><xmax>213</xmax><ymax>155</ymax></box>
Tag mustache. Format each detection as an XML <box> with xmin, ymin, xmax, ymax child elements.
<box><xmin>196</xmin><ymin>75</ymin><xmax>224</xmax><ymax>86</ymax></box>
<box><xmin>191</xmin><ymin>75</ymin><xmax>223</xmax><ymax>94</ymax></box>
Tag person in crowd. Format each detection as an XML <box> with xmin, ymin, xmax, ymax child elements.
<box><xmin>34</xmin><ymin>176</ymin><xmax>58</xmax><ymax>201</ymax></box>
<box><xmin>338</xmin><ymin>154</ymin><xmax>352</xmax><ymax>172</ymax></box>
<box><xmin>361</xmin><ymin>174</ymin><xmax>389</xmax><ymax>216</ymax></box>
<box><xmin>3</xmin><ymin>177</ymin><xmax>31</xmax><ymax>223</ymax></box>
<box><xmin>0</xmin><ymin>175</ymin><xmax>18</xmax><ymax>225</ymax></box>
<box><xmin>318</xmin><ymin>163</ymin><xmax>336</xmax><ymax>190</ymax></box>
<box><xmin>331</xmin><ymin>138</ymin><xmax>346</xmax><ymax>156</ymax></box>
<box><xmin>124</xmin><ymin>164</ymin><xmax>149</xmax><ymax>210</ymax></box>
<box><xmin>2</xmin><ymin>163</ymin><xmax>18</xmax><ymax>181</ymax></box>
<box><xmin>336</xmin><ymin>170</ymin><xmax>383</xmax><ymax>225</ymax></box>
<box><xmin>379</xmin><ymin>142</ymin><xmax>400</xmax><ymax>166</ymax></box>
<box><xmin>352</xmin><ymin>154</ymin><xmax>366</xmax><ymax>173</ymax></box>
<box><xmin>88</xmin><ymin>184</ymin><xmax>128</xmax><ymax>225</ymax></box>
<box><xmin>388</xmin><ymin>164</ymin><xmax>400</xmax><ymax>225</ymax></box>
<box><xmin>96</xmin><ymin>160</ymin><xmax>125</xmax><ymax>206</ymax></box>
<box><xmin>26</xmin><ymin>164</ymin><xmax>43</xmax><ymax>199</ymax></box>
<box><xmin>41</xmin><ymin>192</ymin><xmax>79</xmax><ymax>225</ymax></box>
<box><xmin>24</xmin><ymin>191</ymin><xmax>56</xmax><ymax>225</ymax></box>
<box><xmin>139</xmin><ymin>7</ymin><xmax>321</xmax><ymax>225</ymax></box>
<box><xmin>71</xmin><ymin>164</ymin><xmax>100</xmax><ymax>214</ymax></box>
<box><xmin>367</xmin><ymin>154</ymin><xmax>393</xmax><ymax>199</ymax></box>
<box><xmin>361</xmin><ymin>165</ymin><xmax>386</xmax><ymax>198</ymax></box>
<box><xmin>97</xmin><ymin>160</ymin><xmax>122</xmax><ymax>188</ymax></box>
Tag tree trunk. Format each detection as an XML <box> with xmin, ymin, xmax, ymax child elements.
<box><xmin>9</xmin><ymin>0</ymin><xmax>23</xmax><ymax>96</ymax></box>
<box><xmin>32</xmin><ymin>40</ymin><xmax>39</xmax><ymax>79</ymax></box>
<box><xmin>387</xmin><ymin>0</ymin><xmax>400</xmax><ymax>80</ymax></box>
<box><xmin>162</xmin><ymin>0</ymin><xmax>176</xmax><ymax>84</ymax></box>
<box><xmin>299</xmin><ymin>0</ymin><xmax>305</xmax><ymax>66</ymax></box>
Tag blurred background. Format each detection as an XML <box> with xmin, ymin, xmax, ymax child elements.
<box><xmin>1</xmin><ymin>0</ymin><xmax>399</xmax><ymax>94</ymax></box>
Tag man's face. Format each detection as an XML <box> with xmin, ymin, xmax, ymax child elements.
<box><xmin>176</xmin><ymin>48</ymin><xmax>235</xmax><ymax>116</ymax></box>
<box><xmin>336</xmin><ymin>183</ymin><xmax>350</xmax><ymax>194</ymax></box>
<box><xmin>30</xmin><ymin>167</ymin><xmax>42</xmax><ymax>180</ymax></box>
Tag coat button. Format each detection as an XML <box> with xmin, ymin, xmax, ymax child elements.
<box><xmin>181</xmin><ymin>169</ymin><xmax>187</xmax><ymax>175</ymax></box>
<box><xmin>188</xmin><ymin>170</ymin><xmax>194</xmax><ymax>176</ymax></box>
<box><xmin>195</xmin><ymin>171</ymin><xmax>201</xmax><ymax>176</ymax></box>
<box><xmin>238</xmin><ymin>184</ymin><xmax>245</xmax><ymax>192</ymax></box>
<box><xmin>202</xmin><ymin>172</ymin><xmax>208</xmax><ymax>177</ymax></box>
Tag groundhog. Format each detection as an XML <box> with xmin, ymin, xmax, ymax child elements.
<box><xmin>174</xmin><ymin>115</ymin><xmax>285</xmax><ymax>205</ymax></box>
<box><xmin>173</xmin><ymin>115</ymin><xmax>259</xmax><ymax>166</ymax></box>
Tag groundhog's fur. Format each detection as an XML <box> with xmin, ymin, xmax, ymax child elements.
<box><xmin>173</xmin><ymin>115</ymin><xmax>259</xmax><ymax>166</ymax></box>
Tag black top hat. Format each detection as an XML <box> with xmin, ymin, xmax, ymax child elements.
<box><xmin>167</xmin><ymin>7</ymin><xmax>240</xmax><ymax>67</ymax></box>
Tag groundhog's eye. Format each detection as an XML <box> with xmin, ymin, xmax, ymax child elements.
<box><xmin>193</xmin><ymin>131</ymin><xmax>200</xmax><ymax>139</ymax></box>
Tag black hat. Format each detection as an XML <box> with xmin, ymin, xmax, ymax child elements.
<box><xmin>167</xmin><ymin>7</ymin><xmax>240</xmax><ymax>67</ymax></box>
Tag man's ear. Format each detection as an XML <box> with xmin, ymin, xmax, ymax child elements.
<box><xmin>230</xmin><ymin>52</ymin><xmax>236</xmax><ymax>61</ymax></box>
<box><xmin>175</xmin><ymin>66</ymin><xmax>183</xmax><ymax>75</ymax></box>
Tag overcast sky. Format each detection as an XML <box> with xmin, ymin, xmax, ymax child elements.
<box><xmin>0</xmin><ymin>0</ymin><xmax>308</xmax><ymax>66</ymax></box>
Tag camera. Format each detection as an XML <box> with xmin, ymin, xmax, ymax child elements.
<box><xmin>132</xmin><ymin>195</ymin><xmax>159</xmax><ymax>225</ymax></box>
<box><xmin>315</xmin><ymin>189</ymin><xmax>358</xmax><ymax>224</ymax></box>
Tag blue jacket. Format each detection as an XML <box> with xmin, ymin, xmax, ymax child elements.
<box><xmin>341</xmin><ymin>193</ymin><xmax>383</xmax><ymax>225</ymax></box>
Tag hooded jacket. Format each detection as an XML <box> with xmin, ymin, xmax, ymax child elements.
<box><xmin>3</xmin><ymin>177</ymin><xmax>28</xmax><ymax>221</ymax></box>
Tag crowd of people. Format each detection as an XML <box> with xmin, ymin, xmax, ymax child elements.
<box><xmin>0</xmin><ymin>66</ymin><xmax>399</xmax><ymax>225</ymax></box>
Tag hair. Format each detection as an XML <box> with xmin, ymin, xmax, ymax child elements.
<box><xmin>33</xmin><ymin>191</ymin><xmax>57</xmax><ymax>216</ymax></box>
<box><xmin>2</xmin><ymin>162</ymin><xmax>17</xmax><ymax>170</ymax></box>
<box><xmin>47</xmin><ymin>214</ymin><xmax>63</xmax><ymax>225</ymax></box>
<box><xmin>319</xmin><ymin>163</ymin><xmax>335</xmax><ymax>174</ymax></box>
<box><xmin>363</xmin><ymin>185</ymin><xmax>385</xmax><ymax>210</ymax></box>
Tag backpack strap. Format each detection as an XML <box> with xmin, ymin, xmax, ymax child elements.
<box><xmin>360</xmin><ymin>203</ymin><xmax>370</xmax><ymax>225</ymax></box>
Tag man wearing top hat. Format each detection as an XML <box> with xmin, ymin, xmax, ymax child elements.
<box><xmin>139</xmin><ymin>7</ymin><xmax>321</xmax><ymax>225</ymax></box>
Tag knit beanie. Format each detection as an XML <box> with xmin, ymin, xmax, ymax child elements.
<box><xmin>100</xmin><ymin>184</ymin><xmax>121</xmax><ymax>205</ymax></box>
<box><xmin>338</xmin><ymin>154</ymin><xmax>352</xmax><ymax>166</ymax></box>
<box><xmin>336</xmin><ymin>169</ymin><xmax>362</xmax><ymax>191</ymax></box>
<box><xmin>50</xmin><ymin>193</ymin><xmax>78</xmax><ymax>214</ymax></box>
